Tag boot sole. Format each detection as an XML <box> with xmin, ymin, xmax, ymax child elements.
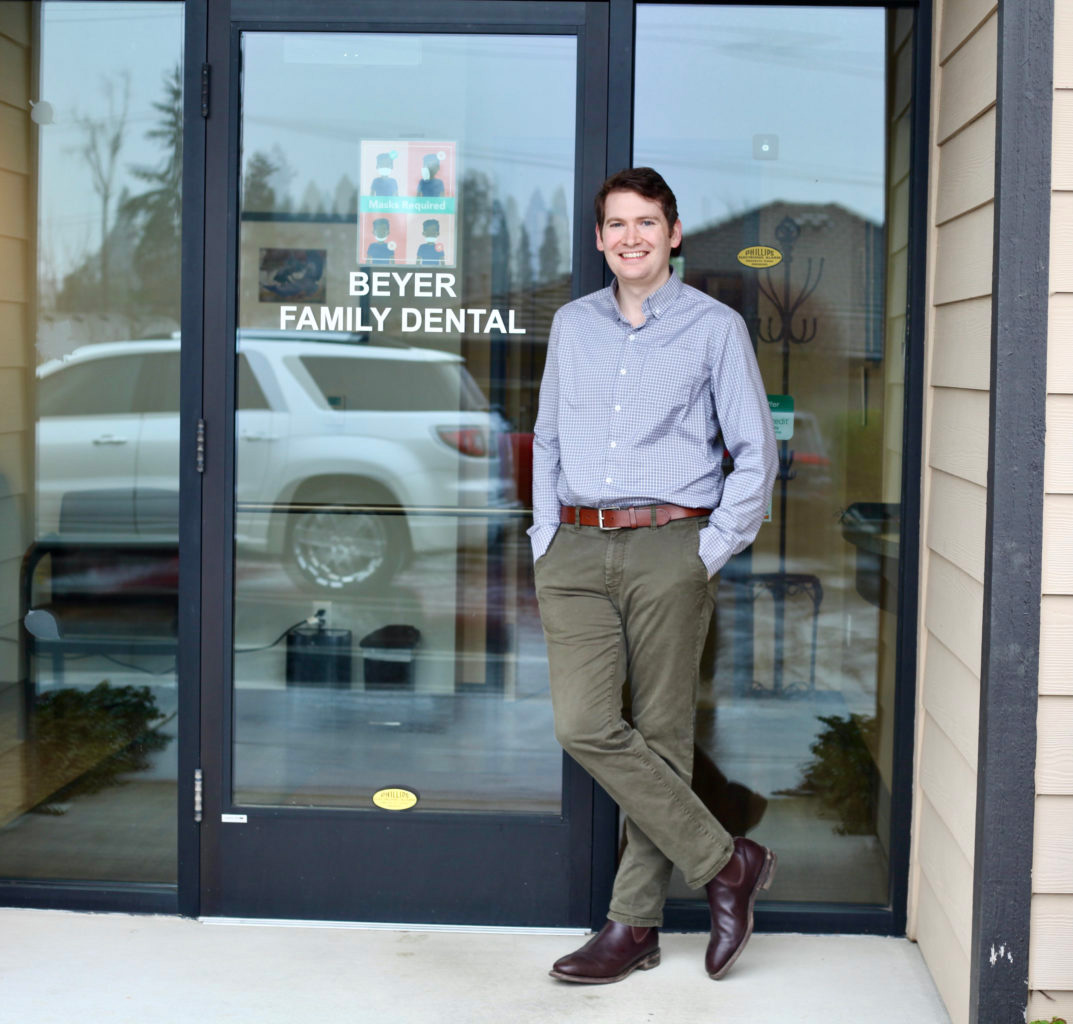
<box><xmin>708</xmin><ymin>848</ymin><xmax>777</xmax><ymax>980</ymax></box>
<box><xmin>549</xmin><ymin>949</ymin><xmax>661</xmax><ymax>984</ymax></box>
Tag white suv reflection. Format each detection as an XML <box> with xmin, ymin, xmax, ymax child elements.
<box><xmin>36</xmin><ymin>333</ymin><xmax>516</xmax><ymax>591</ymax></box>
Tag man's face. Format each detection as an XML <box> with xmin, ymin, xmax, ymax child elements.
<box><xmin>596</xmin><ymin>190</ymin><xmax>682</xmax><ymax>292</ymax></box>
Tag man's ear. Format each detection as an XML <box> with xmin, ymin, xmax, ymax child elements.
<box><xmin>671</xmin><ymin>218</ymin><xmax>683</xmax><ymax>248</ymax></box>
<box><xmin>595</xmin><ymin>222</ymin><xmax>606</xmax><ymax>253</ymax></box>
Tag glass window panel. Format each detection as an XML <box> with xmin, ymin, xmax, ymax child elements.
<box><xmin>231</xmin><ymin>32</ymin><xmax>576</xmax><ymax>813</ymax></box>
<box><xmin>237</xmin><ymin>355</ymin><xmax>271</xmax><ymax>411</ymax></box>
<box><xmin>634</xmin><ymin>4</ymin><xmax>909</xmax><ymax>905</ymax></box>
<box><xmin>0</xmin><ymin>1</ymin><xmax>183</xmax><ymax>885</ymax></box>
<box><xmin>136</xmin><ymin>352</ymin><xmax>181</xmax><ymax>414</ymax></box>
<box><xmin>297</xmin><ymin>355</ymin><xmax>488</xmax><ymax>413</ymax></box>
<box><xmin>37</xmin><ymin>354</ymin><xmax>144</xmax><ymax>417</ymax></box>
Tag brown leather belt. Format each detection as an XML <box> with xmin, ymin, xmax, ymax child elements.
<box><xmin>560</xmin><ymin>504</ymin><xmax>712</xmax><ymax>530</ymax></box>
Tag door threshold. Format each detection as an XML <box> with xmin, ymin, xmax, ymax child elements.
<box><xmin>199</xmin><ymin>917</ymin><xmax>588</xmax><ymax>936</ymax></box>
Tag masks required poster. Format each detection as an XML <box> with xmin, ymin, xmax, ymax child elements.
<box><xmin>358</xmin><ymin>140</ymin><xmax>457</xmax><ymax>268</ymax></box>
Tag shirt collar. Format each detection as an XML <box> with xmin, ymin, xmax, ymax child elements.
<box><xmin>608</xmin><ymin>266</ymin><xmax>682</xmax><ymax>324</ymax></box>
<box><xmin>643</xmin><ymin>267</ymin><xmax>682</xmax><ymax>320</ymax></box>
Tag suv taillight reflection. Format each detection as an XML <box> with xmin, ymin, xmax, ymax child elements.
<box><xmin>436</xmin><ymin>426</ymin><xmax>491</xmax><ymax>457</ymax></box>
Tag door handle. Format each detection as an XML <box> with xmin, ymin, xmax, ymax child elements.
<box><xmin>92</xmin><ymin>435</ymin><xmax>128</xmax><ymax>445</ymax></box>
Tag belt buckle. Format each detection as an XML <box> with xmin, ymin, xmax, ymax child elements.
<box><xmin>598</xmin><ymin>507</ymin><xmax>621</xmax><ymax>530</ymax></box>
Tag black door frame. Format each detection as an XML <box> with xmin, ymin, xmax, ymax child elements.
<box><xmin>196</xmin><ymin>0</ymin><xmax>614</xmax><ymax>927</ymax></box>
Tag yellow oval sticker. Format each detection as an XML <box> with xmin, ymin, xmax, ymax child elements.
<box><xmin>737</xmin><ymin>245</ymin><xmax>783</xmax><ymax>269</ymax></box>
<box><xmin>372</xmin><ymin>787</ymin><xmax>419</xmax><ymax>811</ymax></box>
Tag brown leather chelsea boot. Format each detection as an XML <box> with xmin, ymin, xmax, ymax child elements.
<box><xmin>704</xmin><ymin>836</ymin><xmax>777</xmax><ymax>979</ymax></box>
<box><xmin>549</xmin><ymin>919</ymin><xmax>661</xmax><ymax>984</ymax></box>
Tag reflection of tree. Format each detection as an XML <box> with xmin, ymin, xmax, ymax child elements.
<box><xmin>122</xmin><ymin>66</ymin><xmax>182</xmax><ymax>320</ymax></box>
<box><xmin>55</xmin><ymin>68</ymin><xmax>182</xmax><ymax>333</ymax></box>
<box><xmin>332</xmin><ymin>174</ymin><xmax>358</xmax><ymax>217</ymax></box>
<box><xmin>549</xmin><ymin>186</ymin><xmax>571</xmax><ymax>276</ymax></box>
<box><xmin>243</xmin><ymin>151</ymin><xmax>278</xmax><ymax>211</ymax></box>
<box><xmin>461</xmin><ymin>170</ymin><xmax>495</xmax><ymax>297</ymax></box>
<box><xmin>539</xmin><ymin>218</ymin><xmax>560</xmax><ymax>281</ymax></box>
<box><xmin>71</xmin><ymin>72</ymin><xmax>130</xmax><ymax>308</ymax></box>
<box><xmin>268</xmin><ymin>144</ymin><xmax>296</xmax><ymax>211</ymax></box>
<box><xmin>524</xmin><ymin>189</ymin><xmax>547</xmax><ymax>272</ymax></box>
<box><xmin>514</xmin><ymin>225</ymin><xmax>534</xmax><ymax>292</ymax></box>
<box><xmin>503</xmin><ymin>196</ymin><xmax>522</xmax><ymax>286</ymax></box>
<box><xmin>299</xmin><ymin>181</ymin><xmax>326</xmax><ymax>215</ymax></box>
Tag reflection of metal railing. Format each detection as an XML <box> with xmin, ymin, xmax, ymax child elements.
<box><xmin>21</xmin><ymin>538</ymin><xmax>180</xmax><ymax>685</ymax></box>
<box><xmin>236</xmin><ymin>502</ymin><xmax>531</xmax><ymax>519</ymax></box>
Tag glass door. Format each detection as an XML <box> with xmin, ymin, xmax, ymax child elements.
<box><xmin>199</xmin><ymin>1</ymin><xmax>610</xmax><ymax>925</ymax></box>
<box><xmin>632</xmin><ymin>4</ymin><xmax>916</xmax><ymax>926</ymax></box>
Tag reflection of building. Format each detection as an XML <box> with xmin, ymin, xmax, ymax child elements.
<box><xmin>683</xmin><ymin>202</ymin><xmax>884</xmax><ymax>361</ymax></box>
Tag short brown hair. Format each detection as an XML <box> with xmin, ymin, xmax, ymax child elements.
<box><xmin>594</xmin><ymin>167</ymin><xmax>679</xmax><ymax>232</ymax></box>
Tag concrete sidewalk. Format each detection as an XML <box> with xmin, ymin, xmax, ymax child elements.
<box><xmin>0</xmin><ymin>909</ymin><xmax>950</xmax><ymax>1023</ymax></box>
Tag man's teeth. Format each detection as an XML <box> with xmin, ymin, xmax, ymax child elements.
<box><xmin>621</xmin><ymin>252</ymin><xmax>647</xmax><ymax>259</ymax></box>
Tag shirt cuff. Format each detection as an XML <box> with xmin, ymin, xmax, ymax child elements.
<box><xmin>698</xmin><ymin>524</ymin><xmax>734</xmax><ymax>578</ymax></box>
<box><xmin>527</xmin><ymin>522</ymin><xmax>560</xmax><ymax>562</ymax></box>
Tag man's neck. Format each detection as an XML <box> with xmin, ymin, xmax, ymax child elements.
<box><xmin>614</xmin><ymin>267</ymin><xmax>671</xmax><ymax>327</ymax></box>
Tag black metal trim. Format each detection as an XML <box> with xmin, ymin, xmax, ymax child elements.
<box><xmin>584</xmin><ymin>0</ymin><xmax>635</xmax><ymax>929</ymax></box>
<box><xmin>969</xmin><ymin>0</ymin><xmax>1052</xmax><ymax>1018</ymax></box>
<box><xmin>633</xmin><ymin>0</ymin><xmax>915</xmax><ymax>6</ymax></box>
<box><xmin>606</xmin><ymin>0</ymin><xmax>634</xmax><ymax>177</ymax></box>
<box><xmin>664</xmin><ymin>899</ymin><xmax>896</xmax><ymax>935</ymax></box>
<box><xmin>231</xmin><ymin>0</ymin><xmax>589</xmax><ymax>24</ymax></box>
<box><xmin>177</xmin><ymin>0</ymin><xmax>210</xmax><ymax>922</ymax></box>
<box><xmin>575</xmin><ymin>3</ymin><xmax>618</xmax><ymax>927</ymax></box>
<box><xmin>886</xmin><ymin>0</ymin><xmax>932</xmax><ymax>940</ymax></box>
<box><xmin>198</xmin><ymin>0</ymin><xmax>237</xmax><ymax>917</ymax></box>
<box><xmin>0</xmin><ymin>882</ymin><xmax>177</xmax><ymax>916</ymax></box>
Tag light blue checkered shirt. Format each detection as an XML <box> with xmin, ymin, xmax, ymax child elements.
<box><xmin>528</xmin><ymin>269</ymin><xmax>778</xmax><ymax>577</ymax></box>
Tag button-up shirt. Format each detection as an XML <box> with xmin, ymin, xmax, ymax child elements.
<box><xmin>528</xmin><ymin>270</ymin><xmax>778</xmax><ymax>577</ymax></box>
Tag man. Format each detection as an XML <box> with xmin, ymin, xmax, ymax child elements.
<box><xmin>416</xmin><ymin>218</ymin><xmax>445</xmax><ymax>266</ymax></box>
<box><xmin>366</xmin><ymin>217</ymin><xmax>395</xmax><ymax>265</ymax></box>
<box><xmin>530</xmin><ymin>167</ymin><xmax>779</xmax><ymax>984</ymax></box>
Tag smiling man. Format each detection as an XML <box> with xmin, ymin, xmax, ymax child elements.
<box><xmin>530</xmin><ymin>167</ymin><xmax>779</xmax><ymax>984</ymax></box>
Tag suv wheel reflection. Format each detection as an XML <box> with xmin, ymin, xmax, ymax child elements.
<box><xmin>286</xmin><ymin>489</ymin><xmax>405</xmax><ymax>592</ymax></box>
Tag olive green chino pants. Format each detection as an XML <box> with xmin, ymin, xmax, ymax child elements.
<box><xmin>535</xmin><ymin>515</ymin><xmax>736</xmax><ymax>928</ymax></box>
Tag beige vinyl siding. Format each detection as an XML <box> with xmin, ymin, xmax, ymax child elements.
<box><xmin>916</xmin><ymin>870</ymin><xmax>972</xmax><ymax>1023</ymax></box>
<box><xmin>930</xmin><ymin>297</ymin><xmax>990</xmax><ymax>389</ymax></box>
<box><xmin>0</xmin><ymin>2</ymin><xmax>32</xmax><ymax>827</ymax></box>
<box><xmin>1040</xmin><ymin>596</ymin><xmax>1073</xmax><ymax>694</ymax></box>
<box><xmin>909</xmin><ymin>1</ymin><xmax>997</xmax><ymax>1022</ymax></box>
<box><xmin>1028</xmin><ymin>0</ymin><xmax>1073</xmax><ymax>1014</ymax></box>
<box><xmin>883</xmin><ymin>8</ymin><xmax>915</xmax><ymax>506</ymax></box>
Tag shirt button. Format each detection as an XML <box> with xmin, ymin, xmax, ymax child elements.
<box><xmin>614</xmin><ymin>405</ymin><xmax>621</xmax><ymax>411</ymax></box>
<box><xmin>605</xmin><ymin>477</ymin><xmax>612</xmax><ymax>484</ymax></box>
<box><xmin>620</xmin><ymin>368</ymin><xmax>626</xmax><ymax>375</ymax></box>
<box><xmin>628</xmin><ymin>334</ymin><xmax>635</xmax><ymax>341</ymax></box>
<box><xmin>610</xmin><ymin>441</ymin><xmax>617</xmax><ymax>448</ymax></box>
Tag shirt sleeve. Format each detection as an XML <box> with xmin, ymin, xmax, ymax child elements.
<box><xmin>698</xmin><ymin>310</ymin><xmax>778</xmax><ymax>577</ymax></box>
<box><xmin>527</xmin><ymin>311</ymin><xmax>563</xmax><ymax>561</ymax></box>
